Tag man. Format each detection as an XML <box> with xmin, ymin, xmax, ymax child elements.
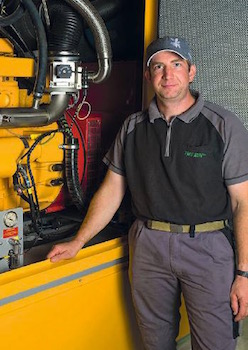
<box><xmin>48</xmin><ymin>36</ymin><xmax>248</xmax><ymax>350</ymax></box>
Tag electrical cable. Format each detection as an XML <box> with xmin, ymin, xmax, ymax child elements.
<box><xmin>75</xmin><ymin>95</ymin><xmax>92</xmax><ymax>121</ymax></box>
<box><xmin>16</xmin><ymin>130</ymin><xmax>64</xmax><ymax>252</ymax></box>
<box><xmin>16</xmin><ymin>125</ymin><xmax>87</xmax><ymax>249</ymax></box>
<box><xmin>66</xmin><ymin>110</ymin><xmax>87</xmax><ymax>185</ymax></box>
<box><xmin>13</xmin><ymin>164</ymin><xmax>42</xmax><ymax>250</ymax></box>
<box><xmin>57</xmin><ymin>116</ymin><xmax>86</xmax><ymax>210</ymax></box>
<box><xmin>20</xmin><ymin>131</ymin><xmax>60</xmax><ymax>214</ymax></box>
<box><xmin>20</xmin><ymin>130</ymin><xmax>60</xmax><ymax>219</ymax></box>
<box><xmin>20</xmin><ymin>129</ymin><xmax>59</xmax><ymax>161</ymax></box>
<box><xmin>13</xmin><ymin>171</ymin><xmax>31</xmax><ymax>204</ymax></box>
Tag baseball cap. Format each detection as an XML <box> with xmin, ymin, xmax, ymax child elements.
<box><xmin>146</xmin><ymin>36</ymin><xmax>193</xmax><ymax>66</ymax></box>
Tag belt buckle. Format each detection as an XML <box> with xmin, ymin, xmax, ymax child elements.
<box><xmin>170</xmin><ymin>223</ymin><xmax>183</xmax><ymax>233</ymax></box>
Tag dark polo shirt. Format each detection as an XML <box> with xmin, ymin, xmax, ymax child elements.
<box><xmin>103</xmin><ymin>92</ymin><xmax>248</xmax><ymax>225</ymax></box>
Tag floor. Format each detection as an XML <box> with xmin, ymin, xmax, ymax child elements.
<box><xmin>177</xmin><ymin>318</ymin><xmax>248</xmax><ymax>350</ymax></box>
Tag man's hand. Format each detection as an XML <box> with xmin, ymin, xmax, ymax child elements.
<box><xmin>47</xmin><ymin>239</ymin><xmax>84</xmax><ymax>263</ymax></box>
<box><xmin>47</xmin><ymin>170</ymin><xmax>126</xmax><ymax>264</ymax></box>
<box><xmin>230</xmin><ymin>275</ymin><xmax>248</xmax><ymax>322</ymax></box>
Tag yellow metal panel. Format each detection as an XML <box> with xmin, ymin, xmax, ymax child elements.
<box><xmin>0</xmin><ymin>238</ymin><xmax>143</xmax><ymax>350</ymax></box>
<box><xmin>0</xmin><ymin>80</ymin><xmax>20</xmax><ymax>107</ymax></box>
<box><xmin>0</xmin><ymin>38</ymin><xmax>14</xmax><ymax>54</ymax></box>
<box><xmin>0</xmin><ymin>125</ymin><xmax>64</xmax><ymax>211</ymax></box>
<box><xmin>0</xmin><ymin>56</ymin><xmax>35</xmax><ymax>78</ymax></box>
<box><xmin>0</xmin><ymin>137</ymin><xmax>24</xmax><ymax>177</ymax></box>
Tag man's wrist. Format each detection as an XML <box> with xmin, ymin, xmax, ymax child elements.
<box><xmin>236</xmin><ymin>269</ymin><xmax>248</xmax><ymax>278</ymax></box>
<box><xmin>73</xmin><ymin>236</ymin><xmax>86</xmax><ymax>248</ymax></box>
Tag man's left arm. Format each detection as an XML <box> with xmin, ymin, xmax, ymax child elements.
<box><xmin>228</xmin><ymin>180</ymin><xmax>248</xmax><ymax>322</ymax></box>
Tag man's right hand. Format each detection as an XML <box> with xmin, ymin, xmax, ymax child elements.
<box><xmin>47</xmin><ymin>239</ymin><xmax>84</xmax><ymax>263</ymax></box>
<box><xmin>47</xmin><ymin>170</ymin><xmax>126</xmax><ymax>264</ymax></box>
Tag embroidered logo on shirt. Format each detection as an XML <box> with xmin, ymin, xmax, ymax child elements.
<box><xmin>184</xmin><ymin>151</ymin><xmax>207</xmax><ymax>158</ymax></box>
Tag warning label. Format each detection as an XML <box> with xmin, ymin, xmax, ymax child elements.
<box><xmin>3</xmin><ymin>227</ymin><xmax>18</xmax><ymax>239</ymax></box>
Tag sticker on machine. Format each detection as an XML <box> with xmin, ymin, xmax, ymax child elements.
<box><xmin>3</xmin><ymin>227</ymin><xmax>18</xmax><ymax>238</ymax></box>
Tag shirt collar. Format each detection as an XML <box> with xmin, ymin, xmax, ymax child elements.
<box><xmin>148</xmin><ymin>91</ymin><xmax>204</xmax><ymax>124</ymax></box>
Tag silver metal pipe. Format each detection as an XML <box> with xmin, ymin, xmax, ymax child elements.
<box><xmin>0</xmin><ymin>0</ymin><xmax>112</xmax><ymax>128</ymax></box>
<box><xmin>0</xmin><ymin>94</ymin><xmax>70</xmax><ymax>128</ymax></box>
<box><xmin>64</xmin><ymin>0</ymin><xmax>112</xmax><ymax>83</ymax></box>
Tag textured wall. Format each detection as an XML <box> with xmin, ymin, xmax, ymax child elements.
<box><xmin>158</xmin><ymin>0</ymin><xmax>248</xmax><ymax>127</ymax></box>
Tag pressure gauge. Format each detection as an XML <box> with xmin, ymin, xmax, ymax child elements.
<box><xmin>3</xmin><ymin>211</ymin><xmax>18</xmax><ymax>228</ymax></box>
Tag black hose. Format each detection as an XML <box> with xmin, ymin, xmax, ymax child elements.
<box><xmin>21</xmin><ymin>0</ymin><xmax>47</xmax><ymax>101</ymax></box>
<box><xmin>0</xmin><ymin>4</ymin><xmax>25</xmax><ymax>27</ymax></box>
<box><xmin>47</xmin><ymin>0</ymin><xmax>84</xmax><ymax>53</ymax></box>
<box><xmin>58</xmin><ymin>116</ymin><xmax>86</xmax><ymax>210</ymax></box>
<box><xmin>64</xmin><ymin>135</ymin><xmax>85</xmax><ymax>210</ymax></box>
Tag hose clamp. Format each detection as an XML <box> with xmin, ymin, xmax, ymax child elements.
<box><xmin>59</xmin><ymin>144</ymin><xmax>79</xmax><ymax>150</ymax></box>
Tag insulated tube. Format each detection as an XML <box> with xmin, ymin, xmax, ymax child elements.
<box><xmin>21</xmin><ymin>0</ymin><xmax>47</xmax><ymax>105</ymax></box>
<box><xmin>64</xmin><ymin>0</ymin><xmax>112</xmax><ymax>83</ymax></box>
<box><xmin>0</xmin><ymin>0</ymin><xmax>112</xmax><ymax>128</ymax></box>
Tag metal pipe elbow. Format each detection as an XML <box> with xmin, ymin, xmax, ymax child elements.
<box><xmin>64</xmin><ymin>0</ymin><xmax>112</xmax><ymax>83</ymax></box>
<box><xmin>0</xmin><ymin>94</ymin><xmax>70</xmax><ymax>128</ymax></box>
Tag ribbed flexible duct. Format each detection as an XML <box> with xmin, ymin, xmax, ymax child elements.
<box><xmin>47</xmin><ymin>0</ymin><xmax>83</xmax><ymax>52</ymax></box>
<box><xmin>0</xmin><ymin>0</ymin><xmax>112</xmax><ymax>128</ymax></box>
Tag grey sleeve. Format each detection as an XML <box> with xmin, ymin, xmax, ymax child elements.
<box><xmin>102</xmin><ymin>117</ymin><xmax>129</xmax><ymax>176</ymax></box>
<box><xmin>223</xmin><ymin>114</ymin><xmax>248</xmax><ymax>186</ymax></box>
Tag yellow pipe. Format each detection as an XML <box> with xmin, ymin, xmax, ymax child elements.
<box><xmin>144</xmin><ymin>0</ymin><xmax>159</xmax><ymax>51</ymax></box>
<box><xmin>142</xmin><ymin>0</ymin><xmax>158</xmax><ymax>108</ymax></box>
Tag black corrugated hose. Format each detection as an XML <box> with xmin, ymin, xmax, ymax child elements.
<box><xmin>47</xmin><ymin>0</ymin><xmax>84</xmax><ymax>52</ymax></box>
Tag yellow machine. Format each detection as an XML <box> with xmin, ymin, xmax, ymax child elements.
<box><xmin>0</xmin><ymin>39</ymin><xmax>63</xmax><ymax>212</ymax></box>
<box><xmin>0</xmin><ymin>0</ymin><xmax>190</xmax><ymax>348</ymax></box>
<box><xmin>0</xmin><ymin>0</ymin><xmax>114</xmax><ymax>271</ymax></box>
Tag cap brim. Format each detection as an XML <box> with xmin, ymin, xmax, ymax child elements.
<box><xmin>146</xmin><ymin>49</ymin><xmax>188</xmax><ymax>66</ymax></box>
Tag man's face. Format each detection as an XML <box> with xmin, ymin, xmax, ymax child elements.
<box><xmin>145</xmin><ymin>51</ymin><xmax>196</xmax><ymax>104</ymax></box>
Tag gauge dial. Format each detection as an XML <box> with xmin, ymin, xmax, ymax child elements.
<box><xmin>4</xmin><ymin>211</ymin><xmax>18</xmax><ymax>228</ymax></box>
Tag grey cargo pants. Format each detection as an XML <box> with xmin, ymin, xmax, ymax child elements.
<box><xmin>128</xmin><ymin>219</ymin><xmax>237</xmax><ymax>350</ymax></box>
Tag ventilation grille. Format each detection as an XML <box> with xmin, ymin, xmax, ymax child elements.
<box><xmin>158</xmin><ymin>0</ymin><xmax>248</xmax><ymax>128</ymax></box>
